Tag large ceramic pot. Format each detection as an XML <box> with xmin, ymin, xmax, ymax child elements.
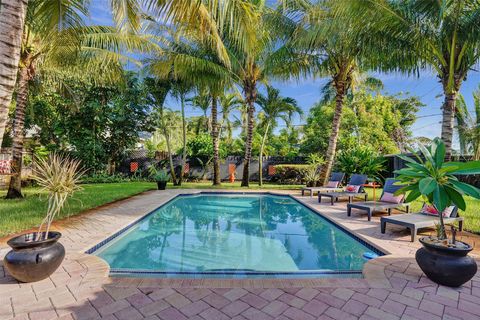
<box><xmin>3</xmin><ymin>231</ymin><xmax>65</xmax><ymax>283</ymax></box>
<box><xmin>416</xmin><ymin>237</ymin><xmax>477</xmax><ymax>287</ymax></box>
<box><xmin>157</xmin><ymin>181</ymin><xmax>167</xmax><ymax>190</ymax></box>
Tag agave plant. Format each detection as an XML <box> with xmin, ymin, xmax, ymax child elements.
<box><xmin>32</xmin><ymin>154</ymin><xmax>84</xmax><ymax>241</ymax></box>
<box><xmin>395</xmin><ymin>138</ymin><xmax>480</xmax><ymax>239</ymax></box>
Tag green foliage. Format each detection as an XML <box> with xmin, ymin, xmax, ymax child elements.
<box><xmin>394</xmin><ymin>138</ymin><xmax>480</xmax><ymax>239</ymax></box>
<box><xmin>81</xmin><ymin>173</ymin><xmax>135</xmax><ymax>184</ymax></box>
<box><xmin>301</xmin><ymin>91</ymin><xmax>423</xmax><ymax>155</ymax></box>
<box><xmin>335</xmin><ymin>146</ymin><xmax>386</xmax><ymax>181</ymax></box>
<box><xmin>274</xmin><ymin>164</ymin><xmax>314</xmax><ymax>184</ymax></box>
<box><xmin>27</xmin><ymin>73</ymin><xmax>152</xmax><ymax>172</ymax></box>
<box><xmin>306</xmin><ymin>153</ymin><xmax>325</xmax><ymax>166</ymax></box>
<box><xmin>187</xmin><ymin>133</ymin><xmax>227</xmax><ymax>160</ymax></box>
<box><xmin>148</xmin><ymin>166</ymin><xmax>170</xmax><ymax>182</ymax></box>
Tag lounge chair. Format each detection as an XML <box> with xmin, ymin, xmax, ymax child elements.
<box><xmin>301</xmin><ymin>172</ymin><xmax>345</xmax><ymax>197</ymax></box>
<box><xmin>380</xmin><ymin>206</ymin><xmax>463</xmax><ymax>242</ymax></box>
<box><xmin>347</xmin><ymin>178</ymin><xmax>410</xmax><ymax>221</ymax></box>
<box><xmin>318</xmin><ymin>174</ymin><xmax>368</xmax><ymax>205</ymax></box>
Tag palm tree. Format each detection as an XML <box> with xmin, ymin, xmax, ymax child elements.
<box><xmin>256</xmin><ymin>86</ymin><xmax>302</xmax><ymax>186</ymax></box>
<box><xmin>6</xmin><ymin>2</ymin><xmax>156</xmax><ymax>198</ymax></box>
<box><xmin>144</xmin><ymin>77</ymin><xmax>180</xmax><ymax>184</ymax></box>
<box><xmin>455</xmin><ymin>89</ymin><xmax>480</xmax><ymax>160</ymax></box>
<box><xmin>145</xmin><ymin>23</ymin><xmax>236</xmax><ymax>186</ymax></box>
<box><xmin>170</xmin><ymin>82</ymin><xmax>193</xmax><ymax>186</ymax></box>
<box><xmin>188</xmin><ymin>90</ymin><xmax>211</xmax><ymax>134</ymax></box>
<box><xmin>282</xmin><ymin>0</ymin><xmax>372</xmax><ymax>185</ymax></box>
<box><xmin>219</xmin><ymin>92</ymin><xmax>243</xmax><ymax>143</ymax></box>
<box><xmin>334</xmin><ymin>0</ymin><xmax>480</xmax><ymax>159</ymax></box>
<box><xmin>0</xmin><ymin>0</ymin><xmax>28</xmax><ymax>148</ymax></box>
<box><xmin>229</xmin><ymin>4</ymin><xmax>314</xmax><ymax>187</ymax></box>
<box><xmin>0</xmin><ymin>0</ymin><xmax>257</xmax><ymax>148</ymax></box>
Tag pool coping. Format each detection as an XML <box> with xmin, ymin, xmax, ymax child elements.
<box><xmin>85</xmin><ymin>191</ymin><xmax>388</xmax><ymax>280</ymax></box>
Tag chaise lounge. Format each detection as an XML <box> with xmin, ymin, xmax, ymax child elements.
<box><xmin>301</xmin><ymin>172</ymin><xmax>345</xmax><ymax>197</ymax></box>
<box><xmin>318</xmin><ymin>174</ymin><xmax>368</xmax><ymax>205</ymax></box>
<box><xmin>347</xmin><ymin>178</ymin><xmax>410</xmax><ymax>221</ymax></box>
<box><xmin>380</xmin><ymin>206</ymin><xmax>463</xmax><ymax>242</ymax></box>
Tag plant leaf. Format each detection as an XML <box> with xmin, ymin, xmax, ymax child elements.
<box><xmin>444</xmin><ymin>186</ymin><xmax>466</xmax><ymax>211</ymax></box>
<box><xmin>434</xmin><ymin>140</ymin><xmax>445</xmax><ymax>168</ymax></box>
<box><xmin>450</xmin><ymin>180</ymin><xmax>480</xmax><ymax>199</ymax></box>
<box><xmin>445</xmin><ymin>161</ymin><xmax>480</xmax><ymax>175</ymax></box>
<box><xmin>404</xmin><ymin>189</ymin><xmax>421</xmax><ymax>203</ymax></box>
<box><xmin>419</xmin><ymin>177</ymin><xmax>437</xmax><ymax>195</ymax></box>
<box><xmin>433</xmin><ymin>185</ymin><xmax>448</xmax><ymax>212</ymax></box>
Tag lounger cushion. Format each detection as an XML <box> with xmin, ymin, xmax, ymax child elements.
<box><xmin>421</xmin><ymin>204</ymin><xmax>455</xmax><ymax>217</ymax></box>
<box><xmin>327</xmin><ymin>181</ymin><xmax>340</xmax><ymax>188</ymax></box>
<box><xmin>381</xmin><ymin>192</ymin><xmax>403</xmax><ymax>204</ymax></box>
<box><xmin>346</xmin><ymin>185</ymin><xmax>360</xmax><ymax>193</ymax></box>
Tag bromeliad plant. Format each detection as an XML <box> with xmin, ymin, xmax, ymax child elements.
<box><xmin>395</xmin><ymin>138</ymin><xmax>480</xmax><ymax>240</ymax></box>
<box><xmin>32</xmin><ymin>154</ymin><xmax>84</xmax><ymax>241</ymax></box>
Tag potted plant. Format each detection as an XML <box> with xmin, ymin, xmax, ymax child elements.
<box><xmin>395</xmin><ymin>138</ymin><xmax>480</xmax><ymax>287</ymax></box>
<box><xmin>149</xmin><ymin>165</ymin><xmax>170</xmax><ymax>190</ymax></box>
<box><xmin>3</xmin><ymin>154</ymin><xmax>83</xmax><ymax>282</ymax></box>
<box><xmin>303</xmin><ymin>165</ymin><xmax>321</xmax><ymax>187</ymax></box>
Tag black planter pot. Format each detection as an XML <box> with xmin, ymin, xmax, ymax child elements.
<box><xmin>416</xmin><ymin>237</ymin><xmax>477</xmax><ymax>287</ymax></box>
<box><xmin>157</xmin><ymin>181</ymin><xmax>167</xmax><ymax>190</ymax></box>
<box><xmin>3</xmin><ymin>231</ymin><xmax>65</xmax><ymax>283</ymax></box>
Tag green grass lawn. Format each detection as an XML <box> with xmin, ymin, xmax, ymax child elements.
<box><xmin>1</xmin><ymin>182</ymin><xmax>479</xmax><ymax>238</ymax></box>
<box><xmin>0</xmin><ymin>182</ymin><xmax>156</xmax><ymax>237</ymax></box>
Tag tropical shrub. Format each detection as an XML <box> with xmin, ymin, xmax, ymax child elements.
<box><xmin>81</xmin><ymin>172</ymin><xmax>150</xmax><ymax>184</ymax></box>
<box><xmin>274</xmin><ymin>164</ymin><xmax>314</xmax><ymax>184</ymax></box>
<box><xmin>335</xmin><ymin>145</ymin><xmax>386</xmax><ymax>181</ymax></box>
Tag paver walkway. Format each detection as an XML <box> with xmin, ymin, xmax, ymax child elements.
<box><xmin>1</xmin><ymin>189</ymin><xmax>479</xmax><ymax>320</ymax></box>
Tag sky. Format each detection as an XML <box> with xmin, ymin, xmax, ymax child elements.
<box><xmin>89</xmin><ymin>1</ymin><xmax>480</xmax><ymax>149</ymax></box>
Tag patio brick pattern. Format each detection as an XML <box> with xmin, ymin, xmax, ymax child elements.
<box><xmin>1</xmin><ymin>189</ymin><xmax>479</xmax><ymax>319</ymax></box>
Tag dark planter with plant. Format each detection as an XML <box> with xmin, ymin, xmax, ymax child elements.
<box><xmin>4</xmin><ymin>154</ymin><xmax>83</xmax><ymax>282</ymax></box>
<box><xmin>149</xmin><ymin>166</ymin><xmax>170</xmax><ymax>190</ymax></box>
<box><xmin>395</xmin><ymin>138</ymin><xmax>480</xmax><ymax>287</ymax></box>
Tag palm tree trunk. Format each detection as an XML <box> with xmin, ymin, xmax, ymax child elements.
<box><xmin>258</xmin><ymin>122</ymin><xmax>270</xmax><ymax>187</ymax></box>
<box><xmin>211</xmin><ymin>95</ymin><xmax>221</xmax><ymax>185</ymax></box>
<box><xmin>0</xmin><ymin>0</ymin><xmax>28</xmax><ymax>147</ymax></box>
<box><xmin>241</xmin><ymin>79</ymin><xmax>256</xmax><ymax>187</ymax></box>
<box><xmin>179</xmin><ymin>94</ymin><xmax>187</xmax><ymax>186</ymax></box>
<box><xmin>320</xmin><ymin>78</ymin><xmax>347</xmax><ymax>186</ymax></box>
<box><xmin>6</xmin><ymin>62</ymin><xmax>30</xmax><ymax>199</ymax></box>
<box><xmin>441</xmin><ymin>91</ymin><xmax>458</xmax><ymax>161</ymax></box>
<box><xmin>164</xmin><ymin>129</ymin><xmax>178</xmax><ymax>185</ymax></box>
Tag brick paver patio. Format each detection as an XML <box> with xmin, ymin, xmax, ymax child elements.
<box><xmin>1</xmin><ymin>189</ymin><xmax>479</xmax><ymax>319</ymax></box>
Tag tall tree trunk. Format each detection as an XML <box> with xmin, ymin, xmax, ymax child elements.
<box><xmin>211</xmin><ymin>95</ymin><xmax>221</xmax><ymax>185</ymax></box>
<box><xmin>0</xmin><ymin>0</ymin><xmax>28</xmax><ymax>147</ymax></box>
<box><xmin>241</xmin><ymin>78</ymin><xmax>256</xmax><ymax>187</ymax></box>
<box><xmin>441</xmin><ymin>92</ymin><xmax>458</xmax><ymax>161</ymax></box>
<box><xmin>179</xmin><ymin>94</ymin><xmax>187</xmax><ymax>186</ymax></box>
<box><xmin>6</xmin><ymin>62</ymin><xmax>30</xmax><ymax>199</ymax></box>
<box><xmin>258</xmin><ymin>122</ymin><xmax>270</xmax><ymax>187</ymax></box>
<box><xmin>320</xmin><ymin>77</ymin><xmax>348</xmax><ymax>186</ymax></box>
<box><xmin>163</xmin><ymin>128</ymin><xmax>177</xmax><ymax>185</ymax></box>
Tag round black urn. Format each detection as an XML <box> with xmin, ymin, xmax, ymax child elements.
<box><xmin>3</xmin><ymin>231</ymin><xmax>65</xmax><ymax>283</ymax></box>
<box><xmin>157</xmin><ymin>181</ymin><xmax>167</xmax><ymax>190</ymax></box>
<box><xmin>416</xmin><ymin>237</ymin><xmax>477</xmax><ymax>287</ymax></box>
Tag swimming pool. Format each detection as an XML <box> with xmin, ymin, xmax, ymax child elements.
<box><xmin>88</xmin><ymin>193</ymin><xmax>383</xmax><ymax>278</ymax></box>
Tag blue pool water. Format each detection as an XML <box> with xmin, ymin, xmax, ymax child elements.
<box><xmin>91</xmin><ymin>194</ymin><xmax>382</xmax><ymax>278</ymax></box>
